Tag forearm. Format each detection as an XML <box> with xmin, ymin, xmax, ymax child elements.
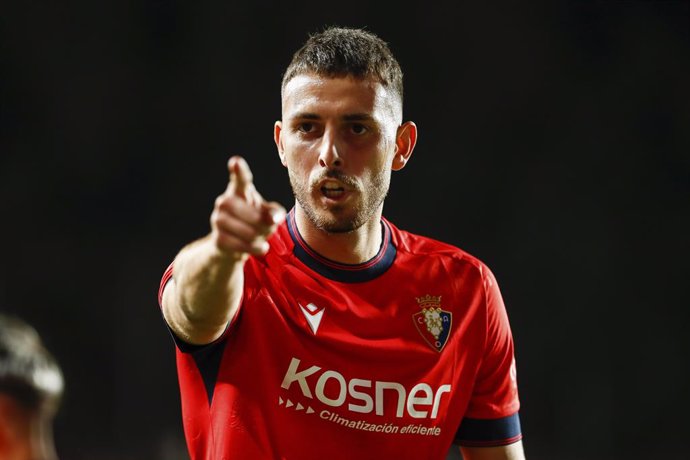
<box><xmin>163</xmin><ymin>235</ymin><xmax>245</xmax><ymax>344</ymax></box>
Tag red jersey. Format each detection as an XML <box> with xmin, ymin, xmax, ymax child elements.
<box><xmin>158</xmin><ymin>209</ymin><xmax>522</xmax><ymax>460</ymax></box>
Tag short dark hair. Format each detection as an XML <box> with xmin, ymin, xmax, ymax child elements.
<box><xmin>0</xmin><ymin>314</ymin><xmax>64</xmax><ymax>413</ymax></box>
<box><xmin>281</xmin><ymin>26</ymin><xmax>404</xmax><ymax>104</ymax></box>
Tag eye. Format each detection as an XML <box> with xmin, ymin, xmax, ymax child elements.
<box><xmin>350</xmin><ymin>123</ymin><xmax>368</xmax><ymax>135</ymax></box>
<box><xmin>297</xmin><ymin>122</ymin><xmax>315</xmax><ymax>133</ymax></box>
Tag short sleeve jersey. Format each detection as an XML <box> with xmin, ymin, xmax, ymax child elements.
<box><xmin>158</xmin><ymin>209</ymin><xmax>522</xmax><ymax>460</ymax></box>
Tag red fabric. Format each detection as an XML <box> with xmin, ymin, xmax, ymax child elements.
<box><xmin>158</xmin><ymin>214</ymin><xmax>521</xmax><ymax>460</ymax></box>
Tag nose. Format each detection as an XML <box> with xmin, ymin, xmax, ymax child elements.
<box><xmin>318</xmin><ymin>129</ymin><xmax>343</xmax><ymax>169</ymax></box>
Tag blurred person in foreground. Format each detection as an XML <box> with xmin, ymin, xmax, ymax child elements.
<box><xmin>158</xmin><ymin>26</ymin><xmax>525</xmax><ymax>460</ymax></box>
<box><xmin>0</xmin><ymin>313</ymin><xmax>63</xmax><ymax>460</ymax></box>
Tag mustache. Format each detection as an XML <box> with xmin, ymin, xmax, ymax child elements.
<box><xmin>312</xmin><ymin>170</ymin><xmax>359</xmax><ymax>189</ymax></box>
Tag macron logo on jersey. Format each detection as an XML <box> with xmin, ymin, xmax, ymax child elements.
<box><xmin>280</xmin><ymin>357</ymin><xmax>451</xmax><ymax>419</ymax></box>
<box><xmin>299</xmin><ymin>303</ymin><xmax>325</xmax><ymax>334</ymax></box>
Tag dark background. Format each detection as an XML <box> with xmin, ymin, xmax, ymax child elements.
<box><xmin>1</xmin><ymin>1</ymin><xmax>688</xmax><ymax>459</ymax></box>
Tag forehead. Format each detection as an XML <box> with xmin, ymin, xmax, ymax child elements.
<box><xmin>281</xmin><ymin>73</ymin><xmax>400</xmax><ymax>121</ymax></box>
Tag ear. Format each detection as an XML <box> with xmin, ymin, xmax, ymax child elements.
<box><xmin>274</xmin><ymin>121</ymin><xmax>287</xmax><ymax>167</ymax></box>
<box><xmin>392</xmin><ymin>121</ymin><xmax>417</xmax><ymax>171</ymax></box>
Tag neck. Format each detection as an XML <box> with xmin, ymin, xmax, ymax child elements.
<box><xmin>294</xmin><ymin>205</ymin><xmax>383</xmax><ymax>264</ymax></box>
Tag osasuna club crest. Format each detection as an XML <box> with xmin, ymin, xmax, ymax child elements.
<box><xmin>413</xmin><ymin>295</ymin><xmax>452</xmax><ymax>352</ymax></box>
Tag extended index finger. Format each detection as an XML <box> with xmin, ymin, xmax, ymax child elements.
<box><xmin>227</xmin><ymin>156</ymin><xmax>254</xmax><ymax>198</ymax></box>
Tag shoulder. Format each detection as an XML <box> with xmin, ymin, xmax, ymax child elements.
<box><xmin>385</xmin><ymin>217</ymin><xmax>492</xmax><ymax>279</ymax></box>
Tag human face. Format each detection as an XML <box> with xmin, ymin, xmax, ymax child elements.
<box><xmin>275</xmin><ymin>74</ymin><xmax>406</xmax><ymax>233</ymax></box>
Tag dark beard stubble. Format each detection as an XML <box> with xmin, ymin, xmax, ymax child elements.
<box><xmin>288</xmin><ymin>168</ymin><xmax>391</xmax><ymax>234</ymax></box>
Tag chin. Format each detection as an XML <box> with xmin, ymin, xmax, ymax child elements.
<box><xmin>297</xmin><ymin>193</ymin><xmax>369</xmax><ymax>234</ymax></box>
<box><xmin>305</xmin><ymin>204</ymin><xmax>361</xmax><ymax>233</ymax></box>
<box><xmin>316</xmin><ymin>212</ymin><xmax>360</xmax><ymax>234</ymax></box>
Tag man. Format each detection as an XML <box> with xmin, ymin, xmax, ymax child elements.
<box><xmin>159</xmin><ymin>26</ymin><xmax>525</xmax><ymax>460</ymax></box>
<box><xmin>0</xmin><ymin>313</ymin><xmax>64</xmax><ymax>460</ymax></box>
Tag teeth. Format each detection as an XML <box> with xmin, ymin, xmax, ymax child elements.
<box><xmin>322</xmin><ymin>187</ymin><xmax>344</xmax><ymax>197</ymax></box>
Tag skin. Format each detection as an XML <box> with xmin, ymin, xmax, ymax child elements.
<box><xmin>274</xmin><ymin>73</ymin><xmax>416</xmax><ymax>263</ymax></box>
<box><xmin>461</xmin><ymin>442</ymin><xmax>526</xmax><ymax>459</ymax></box>
<box><xmin>161</xmin><ymin>72</ymin><xmax>525</xmax><ymax>459</ymax></box>
<box><xmin>0</xmin><ymin>394</ymin><xmax>59</xmax><ymax>460</ymax></box>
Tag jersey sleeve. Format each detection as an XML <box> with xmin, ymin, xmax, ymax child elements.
<box><xmin>455</xmin><ymin>264</ymin><xmax>522</xmax><ymax>447</ymax></box>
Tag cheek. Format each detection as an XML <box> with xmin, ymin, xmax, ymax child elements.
<box><xmin>364</xmin><ymin>149</ymin><xmax>393</xmax><ymax>175</ymax></box>
<box><xmin>284</xmin><ymin>137</ymin><xmax>317</xmax><ymax>163</ymax></box>
<box><xmin>285</xmin><ymin>152</ymin><xmax>316</xmax><ymax>184</ymax></box>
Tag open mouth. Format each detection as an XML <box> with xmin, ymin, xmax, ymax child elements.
<box><xmin>321</xmin><ymin>185</ymin><xmax>346</xmax><ymax>199</ymax></box>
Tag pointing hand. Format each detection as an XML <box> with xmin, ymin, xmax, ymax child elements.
<box><xmin>210</xmin><ymin>156</ymin><xmax>286</xmax><ymax>258</ymax></box>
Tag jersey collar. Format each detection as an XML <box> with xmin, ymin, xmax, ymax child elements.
<box><xmin>286</xmin><ymin>208</ymin><xmax>396</xmax><ymax>283</ymax></box>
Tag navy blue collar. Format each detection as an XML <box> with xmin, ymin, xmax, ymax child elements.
<box><xmin>286</xmin><ymin>208</ymin><xmax>396</xmax><ymax>283</ymax></box>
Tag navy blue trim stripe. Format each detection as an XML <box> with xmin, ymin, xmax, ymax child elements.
<box><xmin>167</xmin><ymin>326</ymin><xmax>227</xmax><ymax>406</ymax></box>
<box><xmin>190</xmin><ymin>339</ymin><xmax>226</xmax><ymax>406</ymax></box>
<box><xmin>286</xmin><ymin>208</ymin><xmax>396</xmax><ymax>283</ymax></box>
<box><xmin>455</xmin><ymin>413</ymin><xmax>523</xmax><ymax>447</ymax></box>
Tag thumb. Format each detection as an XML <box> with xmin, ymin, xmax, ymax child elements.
<box><xmin>260</xmin><ymin>201</ymin><xmax>287</xmax><ymax>228</ymax></box>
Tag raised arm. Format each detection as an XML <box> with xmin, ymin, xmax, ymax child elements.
<box><xmin>161</xmin><ymin>156</ymin><xmax>286</xmax><ymax>345</ymax></box>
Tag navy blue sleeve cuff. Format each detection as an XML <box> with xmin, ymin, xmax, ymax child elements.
<box><xmin>455</xmin><ymin>412</ymin><xmax>523</xmax><ymax>447</ymax></box>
